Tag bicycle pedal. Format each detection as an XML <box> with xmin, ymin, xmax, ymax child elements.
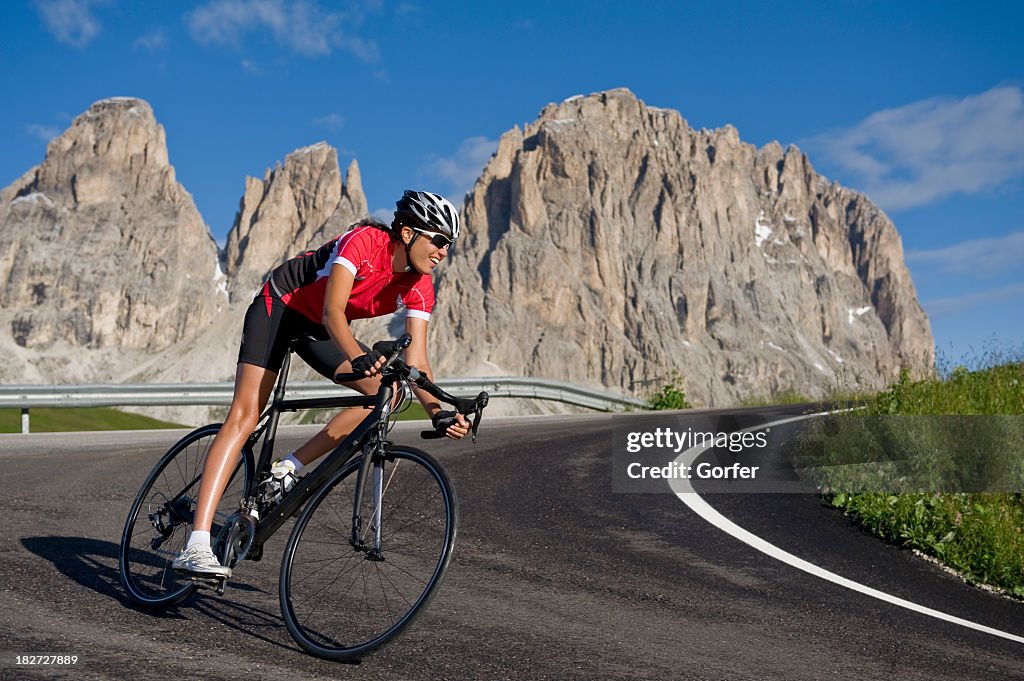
<box><xmin>189</xmin><ymin>575</ymin><xmax>228</xmax><ymax>594</ymax></box>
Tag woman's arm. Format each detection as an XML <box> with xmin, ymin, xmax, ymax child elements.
<box><xmin>404</xmin><ymin>316</ymin><xmax>440</xmax><ymax>414</ymax></box>
<box><xmin>323</xmin><ymin>264</ymin><xmax>383</xmax><ymax>375</ymax></box>
<box><xmin>405</xmin><ymin>316</ymin><xmax>469</xmax><ymax>439</ymax></box>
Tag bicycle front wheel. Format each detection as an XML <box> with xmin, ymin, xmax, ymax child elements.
<box><xmin>119</xmin><ymin>424</ymin><xmax>253</xmax><ymax>608</ymax></box>
<box><xmin>280</xmin><ymin>445</ymin><xmax>458</xmax><ymax>661</ymax></box>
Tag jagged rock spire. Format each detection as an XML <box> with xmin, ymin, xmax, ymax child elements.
<box><xmin>0</xmin><ymin>97</ymin><xmax>222</xmax><ymax>355</ymax></box>
<box><xmin>223</xmin><ymin>141</ymin><xmax>369</xmax><ymax>298</ymax></box>
<box><xmin>429</xmin><ymin>88</ymin><xmax>933</xmax><ymax>405</ymax></box>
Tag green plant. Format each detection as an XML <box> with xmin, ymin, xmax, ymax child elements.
<box><xmin>827</xmin><ymin>491</ymin><xmax>1024</xmax><ymax>596</ymax></box>
<box><xmin>648</xmin><ymin>373</ymin><xmax>691</xmax><ymax>410</ymax></box>
<box><xmin>797</xmin><ymin>354</ymin><xmax>1024</xmax><ymax>598</ymax></box>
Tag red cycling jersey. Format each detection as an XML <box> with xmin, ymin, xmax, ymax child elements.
<box><xmin>268</xmin><ymin>226</ymin><xmax>434</xmax><ymax>324</ymax></box>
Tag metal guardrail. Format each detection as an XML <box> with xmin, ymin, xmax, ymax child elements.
<box><xmin>0</xmin><ymin>377</ymin><xmax>649</xmax><ymax>433</ymax></box>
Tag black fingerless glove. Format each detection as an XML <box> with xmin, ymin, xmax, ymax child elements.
<box><xmin>431</xmin><ymin>410</ymin><xmax>457</xmax><ymax>433</ymax></box>
<box><xmin>351</xmin><ymin>350</ymin><xmax>384</xmax><ymax>375</ymax></box>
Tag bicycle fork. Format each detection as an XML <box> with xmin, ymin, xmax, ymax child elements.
<box><xmin>351</xmin><ymin>447</ymin><xmax>386</xmax><ymax>561</ymax></box>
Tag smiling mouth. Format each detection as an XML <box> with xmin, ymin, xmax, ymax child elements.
<box><xmin>429</xmin><ymin>256</ymin><xmax>441</xmax><ymax>265</ymax></box>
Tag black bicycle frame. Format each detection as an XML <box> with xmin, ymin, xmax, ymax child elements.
<box><xmin>242</xmin><ymin>350</ymin><xmax>399</xmax><ymax>555</ymax></box>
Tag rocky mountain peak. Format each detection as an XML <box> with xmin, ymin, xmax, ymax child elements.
<box><xmin>0</xmin><ymin>97</ymin><xmax>222</xmax><ymax>368</ymax></box>
<box><xmin>31</xmin><ymin>97</ymin><xmax>181</xmax><ymax>207</ymax></box>
<box><xmin>429</xmin><ymin>88</ymin><xmax>934</xmax><ymax>405</ymax></box>
<box><xmin>342</xmin><ymin>158</ymin><xmax>363</xmax><ymax>209</ymax></box>
<box><xmin>223</xmin><ymin>141</ymin><xmax>368</xmax><ymax>298</ymax></box>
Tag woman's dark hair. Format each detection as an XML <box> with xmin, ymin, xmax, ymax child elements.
<box><xmin>349</xmin><ymin>216</ymin><xmax>399</xmax><ymax>241</ymax></box>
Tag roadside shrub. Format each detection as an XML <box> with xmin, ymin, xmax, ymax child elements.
<box><xmin>798</xmin><ymin>356</ymin><xmax>1024</xmax><ymax>597</ymax></box>
<box><xmin>649</xmin><ymin>373</ymin><xmax>691</xmax><ymax>410</ymax></box>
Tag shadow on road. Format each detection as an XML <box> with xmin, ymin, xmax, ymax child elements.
<box><xmin>21</xmin><ymin>536</ymin><xmax>166</xmax><ymax>612</ymax></box>
<box><xmin>21</xmin><ymin>536</ymin><xmax>299</xmax><ymax>652</ymax></box>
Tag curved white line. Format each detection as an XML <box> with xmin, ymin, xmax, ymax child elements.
<box><xmin>669</xmin><ymin>411</ymin><xmax>1024</xmax><ymax>645</ymax></box>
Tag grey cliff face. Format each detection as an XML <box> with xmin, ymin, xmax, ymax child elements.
<box><xmin>0</xmin><ymin>92</ymin><xmax>934</xmax><ymax>415</ymax></box>
<box><xmin>0</xmin><ymin>98</ymin><xmax>224</xmax><ymax>354</ymax></box>
<box><xmin>223</xmin><ymin>142</ymin><xmax>367</xmax><ymax>299</ymax></box>
<box><xmin>0</xmin><ymin>98</ymin><xmax>372</xmax><ymax>398</ymax></box>
<box><xmin>429</xmin><ymin>89</ymin><xmax>934</xmax><ymax>405</ymax></box>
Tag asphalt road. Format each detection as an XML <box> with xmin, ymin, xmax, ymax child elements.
<box><xmin>1</xmin><ymin>408</ymin><xmax>1022</xmax><ymax>680</ymax></box>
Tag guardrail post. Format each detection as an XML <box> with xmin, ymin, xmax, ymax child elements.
<box><xmin>21</xmin><ymin>408</ymin><xmax>29</xmax><ymax>434</ymax></box>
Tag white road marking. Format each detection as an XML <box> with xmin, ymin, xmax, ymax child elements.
<box><xmin>669</xmin><ymin>411</ymin><xmax>1024</xmax><ymax>645</ymax></box>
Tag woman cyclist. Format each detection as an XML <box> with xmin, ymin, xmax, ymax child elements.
<box><xmin>173</xmin><ymin>190</ymin><xmax>469</xmax><ymax>578</ymax></box>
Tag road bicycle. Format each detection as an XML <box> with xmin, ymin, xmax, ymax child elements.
<box><xmin>118</xmin><ymin>334</ymin><xmax>488</xmax><ymax>661</ymax></box>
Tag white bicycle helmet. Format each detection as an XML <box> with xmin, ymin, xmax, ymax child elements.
<box><xmin>393</xmin><ymin>190</ymin><xmax>461</xmax><ymax>241</ymax></box>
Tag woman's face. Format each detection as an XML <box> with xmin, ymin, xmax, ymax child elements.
<box><xmin>402</xmin><ymin>226</ymin><xmax>450</xmax><ymax>275</ymax></box>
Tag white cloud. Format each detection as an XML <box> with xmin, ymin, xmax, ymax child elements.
<box><xmin>313</xmin><ymin>113</ymin><xmax>345</xmax><ymax>132</ymax></box>
<box><xmin>907</xmin><ymin>231</ymin><xmax>1024</xmax><ymax>278</ymax></box>
<box><xmin>926</xmin><ymin>282</ymin><xmax>1024</xmax><ymax>318</ymax></box>
<box><xmin>394</xmin><ymin>3</ymin><xmax>421</xmax><ymax>18</ymax></box>
<box><xmin>33</xmin><ymin>0</ymin><xmax>104</xmax><ymax>47</ymax></box>
<box><xmin>421</xmin><ymin>136</ymin><xmax>498</xmax><ymax>200</ymax></box>
<box><xmin>25</xmin><ymin>123</ymin><xmax>62</xmax><ymax>142</ymax></box>
<box><xmin>187</xmin><ymin>0</ymin><xmax>379</xmax><ymax>61</ymax></box>
<box><xmin>804</xmin><ymin>86</ymin><xmax>1024</xmax><ymax>212</ymax></box>
<box><xmin>133</xmin><ymin>30</ymin><xmax>167</xmax><ymax>52</ymax></box>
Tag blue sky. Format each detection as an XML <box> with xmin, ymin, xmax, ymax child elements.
<box><xmin>2</xmin><ymin>1</ymin><xmax>1022</xmax><ymax>365</ymax></box>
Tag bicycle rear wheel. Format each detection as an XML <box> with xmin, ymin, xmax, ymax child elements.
<box><xmin>119</xmin><ymin>424</ymin><xmax>253</xmax><ymax>607</ymax></box>
<box><xmin>280</xmin><ymin>445</ymin><xmax>458</xmax><ymax>661</ymax></box>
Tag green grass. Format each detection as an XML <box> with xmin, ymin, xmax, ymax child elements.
<box><xmin>0</xmin><ymin>407</ymin><xmax>186</xmax><ymax>433</ymax></box>
<box><xmin>876</xmin><ymin>362</ymin><xmax>1024</xmax><ymax>416</ymax></box>
<box><xmin>829</xmin><ymin>491</ymin><xmax>1024</xmax><ymax>597</ymax></box>
<box><xmin>797</xmin><ymin>356</ymin><xmax>1024</xmax><ymax>597</ymax></box>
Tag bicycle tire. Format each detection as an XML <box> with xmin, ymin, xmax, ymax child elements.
<box><xmin>118</xmin><ymin>423</ymin><xmax>253</xmax><ymax>608</ymax></box>
<box><xmin>280</xmin><ymin>445</ymin><xmax>458</xmax><ymax>661</ymax></box>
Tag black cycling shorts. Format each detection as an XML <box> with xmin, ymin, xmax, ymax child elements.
<box><xmin>237</xmin><ymin>285</ymin><xmax>365</xmax><ymax>380</ymax></box>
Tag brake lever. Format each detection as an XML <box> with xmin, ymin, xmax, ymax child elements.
<box><xmin>373</xmin><ymin>333</ymin><xmax>412</xmax><ymax>374</ymax></box>
<box><xmin>469</xmin><ymin>391</ymin><xmax>488</xmax><ymax>444</ymax></box>
<box><xmin>470</xmin><ymin>405</ymin><xmax>482</xmax><ymax>443</ymax></box>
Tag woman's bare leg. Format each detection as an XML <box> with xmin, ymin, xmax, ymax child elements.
<box><xmin>292</xmin><ymin>406</ymin><xmax>374</xmax><ymax>465</ymax></box>
<box><xmin>192</xmin><ymin>363</ymin><xmax>278</xmax><ymax>533</ymax></box>
<box><xmin>290</xmin><ymin>363</ymin><xmax>400</xmax><ymax>466</ymax></box>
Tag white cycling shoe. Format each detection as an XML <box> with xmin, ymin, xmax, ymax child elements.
<box><xmin>172</xmin><ymin>545</ymin><xmax>232</xmax><ymax>578</ymax></box>
<box><xmin>259</xmin><ymin>459</ymin><xmax>300</xmax><ymax>503</ymax></box>
<box><xmin>270</xmin><ymin>459</ymin><xmax>300</xmax><ymax>494</ymax></box>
